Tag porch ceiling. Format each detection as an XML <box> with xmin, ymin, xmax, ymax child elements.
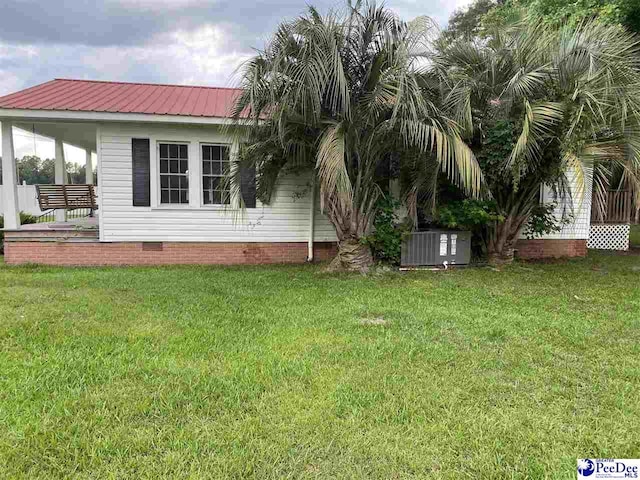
<box><xmin>14</xmin><ymin>121</ymin><xmax>97</xmax><ymax>152</ymax></box>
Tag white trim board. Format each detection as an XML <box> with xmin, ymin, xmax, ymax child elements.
<box><xmin>0</xmin><ymin>109</ymin><xmax>236</xmax><ymax>126</ymax></box>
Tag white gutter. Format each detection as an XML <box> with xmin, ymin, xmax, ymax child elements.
<box><xmin>307</xmin><ymin>178</ymin><xmax>316</xmax><ymax>262</ymax></box>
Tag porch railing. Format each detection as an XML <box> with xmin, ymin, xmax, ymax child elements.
<box><xmin>36</xmin><ymin>210</ymin><xmax>55</xmax><ymax>223</ymax></box>
<box><xmin>36</xmin><ymin>208</ymin><xmax>94</xmax><ymax>224</ymax></box>
<box><xmin>591</xmin><ymin>190</ymin><xmax>633</xmax><ymax>224</ymax></box>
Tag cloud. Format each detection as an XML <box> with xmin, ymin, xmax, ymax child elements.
<box><xmin>0</xmin><ymin>22</ymin><xmax>252</xmax><ymax>95</ymax></box>
<box><xmin>0</xmin><ymin>0</ymin><xmax>473</xmax><ymax>163</ymax></box>
<box><xmin>0</xmin><ymin>0</ymin><xmax>310</xmax><ymax>47</ymax></box>
<box><xmin>0</xmin><ymin>0</ymin><xmax>471</xmax><ymax>47</ymax></box>
<box><xmin>0</xmin><ymin>0</ymin><xmax>472</xmax><ymax>96</ymax></box>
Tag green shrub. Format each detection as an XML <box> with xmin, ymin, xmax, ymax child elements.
<box><xmin>431</xmin><ymin>200</ymin><xmax>504</xmax><ymax>260</ymax></box>
<box><xmin>522</xmin><ymin>203</ymin><xmax>572</xmax><ymax>239</ymax></box>
<box><xmin>436</xmin><ymin>200</ymin><xmax>504</xmax><ymax>230</ymax></box>
<box><xmin>0</xmin><ymin>212</ymin><xmax>37</xmax><ymax>254</ymax></box>
<box><xmin>363</xmin><ymin>195</ymin><xmax>410</xmax><ymax>265</ymax></box>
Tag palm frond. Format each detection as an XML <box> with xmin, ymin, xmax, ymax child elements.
<box><xmin>506</xmin><ymin>100</ymin><xmax>564</xmax><ymax>173</ymax></box>
<box><xmin>316</xmin><ymin>122</ymin><xmax>352</xmax><ymax>210</ymax></box>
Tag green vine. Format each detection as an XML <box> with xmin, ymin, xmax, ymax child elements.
<box><xmin>362</xmin><ymin>195</ymin><xmax>410</xmax><ymax>265</ymax></box>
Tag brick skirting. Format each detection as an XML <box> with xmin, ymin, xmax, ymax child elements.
<box><xmin>4</xmin><ymin>238</ymin><xmax>586</xmax><ymax>265</ymax></box>
<box><xmin>4</xmin><ymin>241</ymin><xmax>338</xmax><ymax>266</ymax></box>
<box><xmin>515</xmin><ymin>239</ymin><xmax>587</xmax><ymax>260</ymax></box>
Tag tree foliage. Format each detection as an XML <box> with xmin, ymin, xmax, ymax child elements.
<box><xmin>483</xmin><ymin>0</ymin><xmax>640</xmax><ymax>34</ymax></box>
<box><xmin>445</xmin><ymin>0</ymin><xmax>640</xmax><ymax>41</ymax></box>
<box><xmin>231</xmin><ymin>2</ymin><xmax>483</xmax><ymax>270</ymax></box>
<box><xmin>443</xmin><ymin>0</ymin><xmax>502</xmax><ymax>40</ymax></box>
<box><xmin>430</xmin><ymin>17</ymin><xmax>640</xmax><ymax>261</ymax></box>
<box><xmin>362</xmin><ymin>195</ymin><xmax>410</xmax><ymax>265</ymax></box>
<box><xmin>14</xmin><ymin>156</ymin><xmax>92</xmax><ymax>185</ymax></box>
<box><xmin>436</xmin><ymin>199</ymin><xmax>504</xmax><ymax>231</ymax></box>
<box><xmin>17</xmin><ymin>156</ymin><xmax>55</xmax><ymax>184</ymax></box>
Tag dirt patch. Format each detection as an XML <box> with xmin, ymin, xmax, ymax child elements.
<box><xmin>359</xmin><ymin>316</ymin><xmax>388</xmax><ymax>326</ymax></box>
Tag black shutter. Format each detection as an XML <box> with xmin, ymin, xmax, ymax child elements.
<box><xmin>240</xmin><ymin>164</ymin><xmax>257</xmax><ymax>208</ymax></box>
<box><xmin>131</xmin><ymin>138</ymin><xmax>150</xmax><ymax>206</ymax></box>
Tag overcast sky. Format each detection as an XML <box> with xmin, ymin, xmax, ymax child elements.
<box><xmin>0</xmin><ymin>0</ymin><xmax>471</xmax><ymax>165</ymax></box>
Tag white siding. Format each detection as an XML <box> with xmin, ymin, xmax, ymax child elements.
<box><xmin>519</xmin><ymin>167</ymin><xmax>593</xmax><ymax>240</ymax></box>
<box><xmin>98</xmin><ymin>123</ymin><xmax>337</xmax><ymax>243</ymax></box>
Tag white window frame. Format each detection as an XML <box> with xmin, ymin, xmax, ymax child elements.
<box><xmin>156</xmin><ymin>140</ymin><xmax>192</xmax><ymax>208</ymax></box>
<box><xmin>148</xmin><ymin>137</ymin><xmax>240</xmax><ymax>210</ymax></box>
<box><xmin>200</xmin><ymin>142</ymin><xmax>232</xmax><ymax>207</ymax></box>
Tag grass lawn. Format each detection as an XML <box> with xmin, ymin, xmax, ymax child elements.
<box><xmin>630</xmin><ymin>224</ymin><xmax>640</xmax><ymax>248</ymax></box>
<box><xmin>1</xmin><ymin>252</ymin><xmax>639</xmax><ymax>479</ymax></box>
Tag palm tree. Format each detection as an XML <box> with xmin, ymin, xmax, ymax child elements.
<box><xmin>429</xmin><ymin>16</ymin><xmax>640</xmax><ymax>262</ymax></box>
<box><xmin>230</xmin><ymin>2</ymin><xmax>483</xmax><ymax>271</ymax></box>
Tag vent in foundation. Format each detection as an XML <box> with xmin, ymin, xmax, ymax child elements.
<box><xmin>142</xmin><ymin>242</ymin><xmax>163</xmax><ymax>251</ymax></box>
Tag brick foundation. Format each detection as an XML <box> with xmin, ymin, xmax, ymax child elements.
<box><xmin>4</xmin><ymin>238</ymin><xmax>586</xmax><ymax>265</ymax></box>
<box><xmin>515</xmin><ymin>239</ymin><xmax>587</xmax><ymax>260</ymax></box>
<box><xmin>4</xmin><ymin>241</ymin><xmax>338</xmax><ymax>266</ymax></box>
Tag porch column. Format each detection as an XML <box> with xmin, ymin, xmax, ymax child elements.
<box><xmin>55</xmin><ymin>138</ymin><xmax>66</xmax><ymax>222</ymax></box>
<box><xmin>85</xmin><ymin>150</ymin><xmax>94</xmax><ymax>185</ymax></box>
<box><xmin>1</xmin><ymin>120</ymin><xmax>20</xmax><ymax>229</ymax></box>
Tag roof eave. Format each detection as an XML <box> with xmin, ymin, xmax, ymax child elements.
<box><xmin>0</xmin><ymin>108</ymin><xmax>237</xmax><ymax>125</ymax></box>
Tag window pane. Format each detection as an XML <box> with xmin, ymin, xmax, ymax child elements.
<box><xmin>210</xmin><ymin>146</ymin><xmax>219</xmax><ymax>161</ymax></box>
<box><xmin>159</xmin><ymin>143</ymin><xmax>189</xmax><ymax>204</ymax></box>
<box><xmin>201</xmin><ymin>145</ymin><xmax>231</xmax><ymax>206</ymax></box>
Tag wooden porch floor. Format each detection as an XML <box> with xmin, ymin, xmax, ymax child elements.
<box><xmin>5</xmin><ymin>217</ymin><xmax>99</xmax><ymax>242</ymax></box>
<box><xmin>19</xmin><ymin>217</ymin><xmax>99</xmax><ymax>231</ymax></box>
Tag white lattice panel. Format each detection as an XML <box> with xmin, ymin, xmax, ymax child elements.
<box><xmin>588</xmin><ymin>224</ymin><xmax>630</xmax><ymax>250</ymax></box>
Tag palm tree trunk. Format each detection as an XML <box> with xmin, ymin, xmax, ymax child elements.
<box><xmin>323</xmin><ymin>195</ymin><xmax>376</xmax><ymax>272</ymax></box>
<box><xmin>487</xmin><ymin>182</ymin><xmax>541</xmax><ymax>265</ymax></box>
<box><xmin>334</xmin><ymin>237</ymin><xmax>374</xmax><ymax>272</ymax></box>
<box><xmin>487</xmin><ymin>220</ymin><xmax>517</xmax><ymax>264</ymax></box>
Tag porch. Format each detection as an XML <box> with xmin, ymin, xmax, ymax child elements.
<box><xmin>1</xmin><ymin>118</ymin><xmax>98</xmax><ymax>230</ymax></box>
<box><xmin>3</xmin><ymin>216</ymin><xmax>99</xmax><ymax>243</ymax></box>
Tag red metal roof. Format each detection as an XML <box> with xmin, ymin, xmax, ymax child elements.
<box><xmin>0</xmin><ymin>79</ymin><xmax>243</xmax><ymax>118</ymax></box>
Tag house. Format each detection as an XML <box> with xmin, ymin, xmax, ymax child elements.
<box><xmin>0</xmin><ymin>78</ymin><xmax>600</xmax><ymax>266</ymax></box>
<box><xmin>0</xmin><ymin>79</ymin><xmax>337</xmax><ymax>265</ymax></box>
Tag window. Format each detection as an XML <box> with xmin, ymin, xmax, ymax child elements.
<box><xmin>202</xmin><ymin>144</ymin><xmax>230</xmax><ymax>205</ymax></box>
<box><xmin>159</xmin><ymin>143</ymin><xmax>189</xmax><ymax>204</ymax></box>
